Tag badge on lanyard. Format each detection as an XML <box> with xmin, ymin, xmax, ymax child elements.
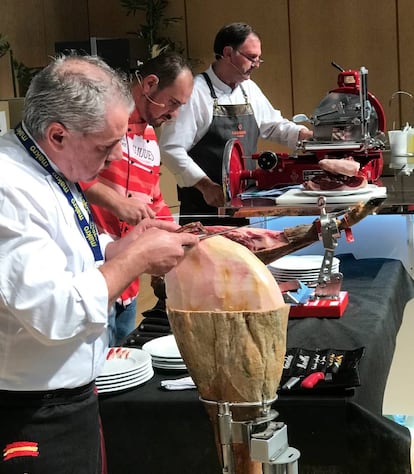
<box><xmin>14</xmin><ymin>122</ymin><xmax>104</xmax><ymax>262</ymax></box>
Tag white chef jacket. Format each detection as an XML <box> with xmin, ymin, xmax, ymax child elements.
<box><xmin>0</xmin><ymin>131</ymin><xmax>111</xmax><ymax>391</ymax></box>
<box><xmin>159</xmin><ymin>65</ymin><xmax>305</xmax><ymax>188</ymax></box>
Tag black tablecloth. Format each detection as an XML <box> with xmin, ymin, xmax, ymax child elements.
<box><xmin>99</xmin><ymin>254</ymin><xmax>414</xmax><ymax>474</ymax></box>
<box><xmin>287</xmin><ymin>253</ymin><xmax>414</xmax><ymax>415</ymax></box>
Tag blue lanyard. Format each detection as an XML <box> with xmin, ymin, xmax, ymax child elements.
<box><xmin>14</xmin><ymin>122</ymin><xmax>104</xmax><ymax>262</ymax></box>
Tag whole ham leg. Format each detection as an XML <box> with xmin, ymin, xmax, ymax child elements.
<box><xmin>254</xmin><ymin>197</ymin><xmax>384</xmax><ymax>264</ymax></box>
<box><xmin>178</xmin><ymin>197</ymin><xmax>384</xmax><ymax>265</ymax></box>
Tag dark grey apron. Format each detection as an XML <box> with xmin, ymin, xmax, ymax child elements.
<box><xmin>178</xmin><ymin>73</ymin><xmax>259</xmax><ymax>226</ymax></box>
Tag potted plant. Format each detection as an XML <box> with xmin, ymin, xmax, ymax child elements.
<box><xmin>120</xmin><ymin>0</ymin><xmax>183</xmax><ymax>59</ymax></box>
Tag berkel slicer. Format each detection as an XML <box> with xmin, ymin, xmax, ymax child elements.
<box><xmin>222</xmin><ymin>64</ymin><xmax>387</xmax><ymax>207</ymax></box>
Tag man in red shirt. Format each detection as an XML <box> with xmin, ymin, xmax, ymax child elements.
<box><xmin>81</xmin><ymin>53</ymin><xmax>193</xmax><ymax>345</ymax></box>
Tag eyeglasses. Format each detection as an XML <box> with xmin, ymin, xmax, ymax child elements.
<box><xmin>235</xmin><ymin>49</ymin><xmax>264</xmax><ymax>65</ymax></box>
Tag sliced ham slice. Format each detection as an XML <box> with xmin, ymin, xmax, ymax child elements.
<box><xmin>188</xmin><ymin>225</ymin><xmax>290</xmax><ymax>252</ymax></box>
<box><xmin>318</xmin><ymin>157</ymin><xmax>360</xmax><ymax>176</ymax></box>
<box><xmin>303</xmin><ymin>173</ymin><xmax>368</xmax><ymax>191</ymax></box>
<box><xmin>304</xmin><ymin>156</ymin><xmax>368</xmax><ymax>191</ymax></box>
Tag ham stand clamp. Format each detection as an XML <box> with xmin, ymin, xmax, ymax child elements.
<box><xmin>288</xmin><ymin>196</ymin><xmax>350</xmax><ymax>318</ymax></box>
<box><xmin>313</xmin><ymin>196</ymin><xmax>343</xmax><ymax>299</ymax></box>
<box><xmin>201</xmin><ymin>397</ymin><xmax>300</xmax><ymax>473</ymax></box>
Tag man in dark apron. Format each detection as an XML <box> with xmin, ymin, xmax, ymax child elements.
<box><xmin>160</xmin><ymin>22</ymin><xmax>313</xmax><ymax>226</ymax></box>
<box><xmin>178</xmin><ymin>73</ymin><xmax>258</xmax><ymax>226</ymax></box>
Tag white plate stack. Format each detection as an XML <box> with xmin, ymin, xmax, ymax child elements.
<box><xmin>267</xmin><ymin>255</ymin><xmax>340</xmax><ymax>287</ymax></box>
<box><xmin>96</xmin><ymin>347</ymin><xmax>154</xmax><ymax>394</ymax></box>
<box><xmin>142</xmin><ymin>334</ymin><xmax>187</xmax><ymax>371</ymax></box>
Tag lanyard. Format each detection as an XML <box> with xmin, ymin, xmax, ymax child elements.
<box><xmin>14</xmin><ymin>122</ymin><xmax>104</xmax><ymax>262</ymax></box>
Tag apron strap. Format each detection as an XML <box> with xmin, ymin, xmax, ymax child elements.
<box><xmin>202</xmin><ymin>72</ymin><xmax>249</xmax><ymax>105</ymax></box>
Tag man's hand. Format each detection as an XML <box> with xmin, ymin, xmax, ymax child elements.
<box><xmin>115</xmin><ymin>197</ymin><xmax>155</xmax><ymax>225</ymax></box>
<box><xmin>195</xmin><ymin>176</ymin><xmax>225</xmax><ymax>208</ymax></box>
<box><xmin>299</xmin><ymin>127</ymin><xmax>313</xmax><ymax>141</ymax></box>
<box><xmin>84</xmin><ymin>182</ymin><xmax>155</xmax><ymax>225</ymax></box>
<box><xmin>105</xmin><ymin>218</ymin><xmax>180</xmax><ymax>260</ymax></box>
<box><xmin>101</xmin><ymin>219</ymin><xmax>199</xmax><ymax>305</ymax></box>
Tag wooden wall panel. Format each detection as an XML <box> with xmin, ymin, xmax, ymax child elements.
<box><xmin>87</xmin><ymin>0</ymin><xmax>137</xmax><ymax>38</ymax></box>
<box><xmin>0</xmin><ymin>0</ymin><xmax>89</xmax><ymax>97</ymax></box>
<box><xmin>43</xmin><ymin>0</ymin><xmax>89</xmax><ymax>57</ymax></box>
<box><xmin>0</xmin><ymin>0</ymin><xmax>46</xmax><ymax>97</ymax></box>
<box><xmin>0</xmin><ymin>55</ymin><xmax>14</xmax><ymax>98</ymax></box>
<box><xmin>0</xmin><ymin>0</ymin><xmax>45</xmax><ymax>68</ymax></box>
<box><xmin>185</xmin><ymin>1</ymin><xmax>291</xmax><ymax>103</ymax></box>
<box><xmin>289</xmin><ymin>0</ymin><xmax>399</xmax><ymax>132</ymax></box>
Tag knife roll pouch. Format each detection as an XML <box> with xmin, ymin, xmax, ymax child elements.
<box><xmin>279</xmin><ymin>346</ymin><xmax>365</xmax><ymax>392</ymax></box>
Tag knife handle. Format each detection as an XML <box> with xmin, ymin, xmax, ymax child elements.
<box><xmin>301</xmin><ymin>372</ymin><xmax>325</xmax><ymax>389</ymax></box>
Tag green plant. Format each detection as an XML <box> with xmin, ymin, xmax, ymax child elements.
<box><xmin>0</xmin><ymin>33</ymin><xmax>10</xmax><ymax>59</ymax></box>
<box><xmin>120</xmin><ymin>0</ymin><xmax>183</xmax><ymax>59</ymax></box>
<box><xmin>12</xmin><ymin>60</ymin><xmax>41</xmax><ymax>96</ymax></box>
<box><xmin>0</xmin><ymin>34</ymin><xmax>40</xmax><ymax>96</ymax></box>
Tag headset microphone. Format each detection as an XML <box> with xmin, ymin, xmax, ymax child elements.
<box><xmin>218</xmin><ymin>53</ymin><xmax>249</xmax><ymax>77</ymax></box>
<box><xmin>135</xmin><ymin>70</ymin><xmax>166</xmax><ymax>108</ymax></box>
<box><xmin>228</xmin><ymin>59</ymin><xmax>250</xmax><ymax>77</ymax></box>
<box><xmin>144</xmin><ymin>94</ymin><xmax>165</xmax><ymax>108</ymax></box>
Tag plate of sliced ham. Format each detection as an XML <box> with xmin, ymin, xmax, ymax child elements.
<box><xmin>300</xmin><ymin>184</ymin><xmax>378</xmax><ymax>197</ymax></box>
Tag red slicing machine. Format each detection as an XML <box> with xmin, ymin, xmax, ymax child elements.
<box><xmin>222</xmin><ymin>64</ymin><xmax>387</xmax><ymax>204</ymax></box>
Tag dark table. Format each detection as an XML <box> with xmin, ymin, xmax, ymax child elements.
<box><xmin>99</xmin><ymin>254</ymin><xmax>414</xmax><ymax>474</ymax></box>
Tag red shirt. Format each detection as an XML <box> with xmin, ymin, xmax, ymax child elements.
<box><xmin>81</xmin><ymin>118</ymin><xmax>173</xmax><ymax>305</ymax></box>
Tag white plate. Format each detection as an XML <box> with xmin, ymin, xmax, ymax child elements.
<box><xmin>268</xmin><ymin>255</ymin><xmax>340</xmax><ymax>271</ymax></box>
<box><xmin>152</xmin><ymin>361</ymin><xmax>187</xmax><ymax>370</ymax></box>
<box><xmin>151</xmin><ymin>356</ymin><xmax>184</xmax><ymax>363</ymax></box>
<box><xmin>271</xmin><ymin>273</ymin><xmax>339</xmax><ymax>281</ymax></box>
<box><xmin>97</xmin><ymin>368</ymin><xmax>154</xmax><ymax>394</ymax></box>
<box><xmin>97</xmin><ymin>371</ymin><xmax>154</xmax><ymax>393</ymax></box>
<box><xmin>300</xmin><ymin>184</ymin><xmax>377</xmax><ymax>197</ymax></box>
<box><xmin>270</xmin><ymin>267</ymin><xmax>338</xmax><ymax>275</ymax></box>
<box><xmin>96</xmin><ymin>366</ymin><xmax>153</xmax><ymax>388</ymax></box>
<box><xmin>272</xmin><ymin>276</ymin><xmax>319</xmax><ymax>282</ymax></box>
<box><xmin>99</xmin><ymin>347</ymin><xmax>151</xmax><ymax>378</ymax></box>
<box><xmin>97</xmin><ymin>362</ymin><xmax>152</xmax><ymax>382</ymax></box>
<box><xmin>142</xmin><ymin>335</ymin><xmax>182</xmax><ymax>359</ymax></box>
